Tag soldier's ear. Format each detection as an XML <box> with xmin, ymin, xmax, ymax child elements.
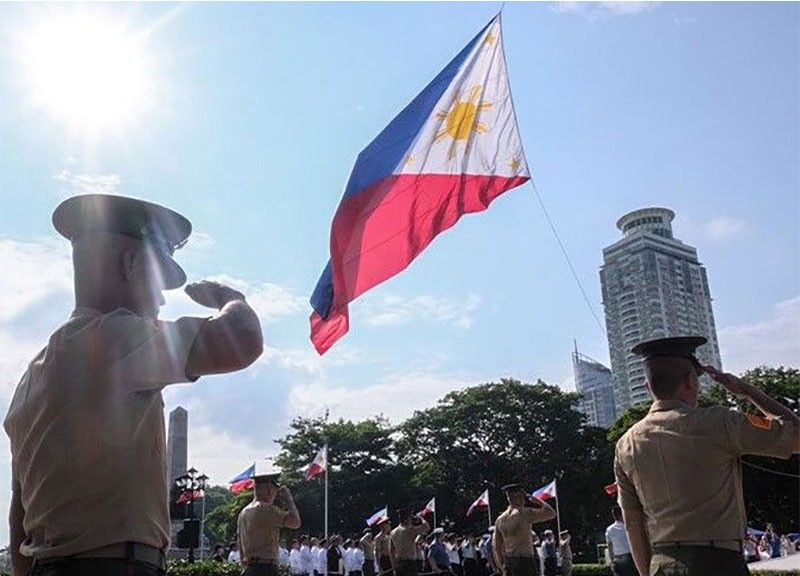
<box><xmin>121</xmin><ymin>246</ymin><xmax>136</xmax><ymax>282</ymax></box>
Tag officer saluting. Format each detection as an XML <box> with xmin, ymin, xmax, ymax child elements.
<box><xmin>373</xmin><ymin>517</ymin><xmax>392</xmax><ymax>574</ymax></box>
<box><xmin>614</xmin><ymin>336</ymin><xmax>800</xmax><ymax>576</ymax></box>
<box><xmin>389</xmin><ymin>510</ymin><xmax>429</xmax><ymax>576</ymax></box>
<box><xmin>4</xmin><ymin>194</ymin><xmax>264</xmax><ymax>576</ymax></box>
<box><xmin>493</xmin><ymin>484</ymin><xmax>555</xmax><ymax>576</ymax></box>
<box><xmin>238</xmin><ymin>460</ymin><xmax>302</xmax><ymax>576</ymax></box>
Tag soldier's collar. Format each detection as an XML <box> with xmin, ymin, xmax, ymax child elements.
<box><xmin>71</xmin><ymin>307</ymin><xmax>102</xmax><ymax>319</ymax></box>
<box><xmin>649</xmin><ymin>399</ymin><xmax>692</xmax><ymax>412</ymax></box>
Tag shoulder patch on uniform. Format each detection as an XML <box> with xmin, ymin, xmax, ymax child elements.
<box><xmin>746</xmin><ymin>413</ymin><xmax>773</xmax><ymax>430</ymax></box>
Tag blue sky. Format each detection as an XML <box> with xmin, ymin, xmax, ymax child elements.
<box><xmin>0</xmin><ymin>1</ymin><xmax>798</xmax><ymax>542</ymax></box>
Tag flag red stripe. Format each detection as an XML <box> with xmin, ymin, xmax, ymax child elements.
<box><xmin>311</xmin><ymin>173</ymin><xmax>529</xmax><ymax>354</ymax></box>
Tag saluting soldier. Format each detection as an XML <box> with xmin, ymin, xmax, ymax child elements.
<box><xmin>373</xmin><ymin>518</ymin><xmax>392</xmax><ymax>574</ymax></box>
<box><xmin>493</xmin><ymin>484</ymin><xmax>556</xmax><ymax>576</ymax></box>
<box><xmin>614</xmin><ymin>336</ymin><xmax>800</xmax><ymax>576</ymax></box>
<box><xmin>360</xmin><ymin>528</ymin><xmax>376</xmax><ymax>576</ymax></box>
<box><xmin>238</xmin><ymin>460</ymin><xmax>302</xmax><ymax>576</ymax></box>
<box><xmin>389</xmin><ymin>510</ymin><xmax>429</xmax><ymax>576</ymax></box>
<box><xmin>4</xmin><ymin>194</ymin><xmax>264</xmax><ymax>576</ymax></box>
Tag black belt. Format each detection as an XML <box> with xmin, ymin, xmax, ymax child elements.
<box><xmin>37</xmin><ymin>542</ymin><xmax>166</xmax><ymax>571</ymax></box>
<box><xmin>246</xmin><ymin>558</ymin><xmax>278</xmax><ymax>565</ymax></box>
<box><xmin>653</xmin><ymin>540</ymin><xmax>743</xmax><ymax>552</ymax></box>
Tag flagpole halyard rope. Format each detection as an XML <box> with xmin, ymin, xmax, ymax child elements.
<box><xmin>529</xmin><ymin>181</ymin><xmax>607</xmax><ymax>335</ymax></box>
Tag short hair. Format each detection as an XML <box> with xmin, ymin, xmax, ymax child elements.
<box><xmin>399</xmin><ymin>509</ymin><xmax>413</xmax><ymax>523</ymax></box>
<box><xmin>611</xmin><ymin>505</ymin><xmax>623</xmax><ymax>521</ymax></box>
<box><xmin>644</xmin><ymin>356</ymin><xmax>693</xmax><ymax>399</ymax></box>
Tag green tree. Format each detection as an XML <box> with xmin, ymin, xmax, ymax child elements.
<box><xmin>203</xmin><ymin>490</ymin><xmax>253</xmax><ymax>546</ymax></box>
<box><xmin>201</xmin><ymin>485</ymin><xmax>235</xmax><ymax>546</ymax></box>
<box><xmin>274</xmin><ymin>416</ymin><xmax>413</xmax><ymax>538</ymax></box>
<box><xmin>396</xmin><ymin>379</ymin><xmax>614</xmax><ymax>562</ymax></box>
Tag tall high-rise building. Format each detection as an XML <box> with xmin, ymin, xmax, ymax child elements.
<box><xmin>600</xmin><ymin>207</ymin><xmax>722</xmax><ymax>412</ymax></box>
<box><xmin>572</xmin><ymin>344</ymin><xmax>617</xmax><ymax>428</ymax></box>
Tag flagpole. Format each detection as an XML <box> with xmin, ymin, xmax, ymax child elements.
<box><xmin>554</xmin><ymin>480</ymin><xmax>562</xmax><ymax>538</ymax></box>
<box><xmin>487</xmin><ymin>491</ymin><xmax>493</xmax><ymax>528</ymax></box>
<box><xmin>324</xmin><ymin>444</ymin><xmax>329</xmax><ymax>540</ymax></box>
<box><xmin>433</xmin><ymin>498</ymin><xmax>437</xmax><ymax>530</ymax></box>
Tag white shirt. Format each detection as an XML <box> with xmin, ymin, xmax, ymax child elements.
<box><xmin>291</xmin><ymin>548</ymin><xmax>305</xmax><ymax>574</ymax></box>
<box><xmin>461</xmin><ymin>542</ymin><xmax>476</xmax><ymax>560</ymax></box>
<box><xmin>302</xmin><ymin>545</ymin><xmax>315</xmax><ymax>574</ymax></box>
<box><xmin>344</xmin><ymin>548</ymin><xmax>364</xmax><ymax>573</ymax></box>
<box><xmin>605</xmin><ymin>521</ymin><xmax>632</xmax><ymax>557</ymax></box>
<box><xmin>228</xmin><ymin>549</ymin><xmax>241</xmax><ymax>563</ymax></box>
<box><xmin>447</xmin><ymin>543</ymin><xmax>460</xmax><ymax>565</ymax></box>
<box><xmin>280</xmin><ymin>547</ymin><xmax>291</xmax><ymax>567</ymax></box>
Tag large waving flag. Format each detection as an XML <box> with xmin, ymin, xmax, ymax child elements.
<box><xmin>366</xmin><ymin>506</ymin><xmax>389</xmax><ymax>527</ymax></box>
<box><xmin>467</xmin><ymin>489</ymin><xmax>490</xmax><ymax>517</ymax></box>
<box><xmin>532</xmin><ymin>480</ymin><xmax>557</xmax><ymax>501</ymax></box>
<box><xmin>305</xmin><ymin>446</ymin><xmax>328</xmax><ymax>481</ymax></box>
<box><xmin>229</xmin><ymin>464</ymin><xmax>256</xmax><ymax>494</ymax></box>
<box><xmin>310</xmin><ymin>14</ymin><xmax>530</xmax><ymax>354</ymax></box>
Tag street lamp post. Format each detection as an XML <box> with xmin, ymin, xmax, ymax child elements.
<box><xmin>176</xmin><ymin>467</ymin><xmax>208</xmax><ymax>563</ymax></box>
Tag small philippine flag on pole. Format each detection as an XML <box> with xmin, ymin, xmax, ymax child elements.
<box><xmin>310</xmin><ymin>14</ymin><xmax>530</xmax><ymax>354</ymax></box>
<box><xmin>467</xmin><ymin>489</ymin><xmax>490</xmax><ymax>517</ymax></box>
<box><xmin>305</xmin><ymin>446</ymin><xmax>328</xmax><ymax>481</ymax></box>
<box><xmin>366</xmin><ymin>506</ymin><xmax>389</xmax><ymax>527</ymax></box>
<box><xmin>532</xmin><ymin>480</ymin><xmax>557</xmax><ymax>501</ymax></box>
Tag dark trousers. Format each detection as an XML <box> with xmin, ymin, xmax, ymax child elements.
<box><xmin>364</xmin><ymin>561</ymin><xmax>375</xmax><ymax>576</ymax></box>
<box><xmin>542</xmin><ymin>557</ymin><xmax>557</xmax><ymax>576</ymax></box>
<box><xmin>650</xmin><ymin>546</ymin><xmax>747</xmax><ymax>576</ymax></box>
<box><xmin>378</xmin><ymin>557</ymin><xmax>392</xmax><ymax>574</ymax></box>
<box><xmin>242</xmin><ymin>564</ymin><xmax>280</xmax><ymax>576</ymax></box>
<box><xmin>505</xmin><ymin>556</ymin><xmax>537</xmax><ymax>576</ymax></box>
<box><xmin>396</xmin><ymin>559</ymin><xmax>418</xmax><ymax>576</ymax></box>
<box><xmin>463</xmin><ymin>558</ymin><xmax>478</xmax><ymax>576</ymax></box>
<box><xmin>31</xmin><ymin>558</ymin><xmax>165</xmax><ymax>576</ymax></box>
<box><xmin>451</xmin><ymin>564</ymin><xmax>462</xmax><ymax>576</ymax></box>
<box><xmin>611</xmin><ymin>554</ymin><xmax>638</xmax><ymax>576</ymax></box>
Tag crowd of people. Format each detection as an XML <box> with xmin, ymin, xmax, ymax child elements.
<box><xmin>211</xmin><ymin>520</ymin><xmax>576</xmax><ymax>576</ymax></box>
<box><xmin>743</xmin><ymin>524</ymin><xmax>798</xmax><ymax>563</ymax></box>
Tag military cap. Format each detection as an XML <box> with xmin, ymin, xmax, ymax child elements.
<box><xmin>631</xmin><ymin>336</ymin><xmax>707</xmax><ymax>372</ymax></box>
<box><xmin>253</xmin><ymin>458</ymin><xmax>283</xmax><ymax>483</ymax></box>
<box><xmin>53</xmin><ymin>194</ymin><xmax>191</xmax><ymax>289</ymax></box>
<box><xmin>501</xmin><ymin>483</ymin><xmax>526</xmax><ymax>493</ymax></box>
<box><xmin>432</xmin><ymin>527</ymin><xmax>444</xmax><ymax>535</ymax></box>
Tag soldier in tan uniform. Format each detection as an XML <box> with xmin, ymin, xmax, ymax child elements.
<box><xmin>360</xmin><ymin>528</ymin><xmax>376</xmax><ymax>576</ymax></box>
<box><xmin>493</xmin><ymin>484</ymin><xmax>556</xmax><ymax>576</ymax></box>
<box><xmin>373</xmin><ymin>518</ymin><xmax>392</xmax><ymax>574</ymax></box>
<box><xmin>4</xmin><ymin>194</ymin><xmax>264</xmax><ymax>576</ymax></box>
<box><xmin>238</xmin><ymin>460</ymin><xmax>302</xmax><ymax>576</ymax></box>
<box><xmin>389</xmin><ymin>510</ymin><xmax>429</xmax><ymax>576</ymax></box>
<box><xmin>614</xmin><ymin>336</ymin><xmax>800</xmax><ymax>576</ymax></box>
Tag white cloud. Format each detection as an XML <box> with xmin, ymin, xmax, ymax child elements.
<box><xmin>187</xmin><ymin>424</ymin><xmax>270</xmax><ymax>486</ymax></box>
<box><xmin>259</xmin><ymin>344</ymin><xmax>363</xmax><ymax>375</ymax></box>
<box><xmin>288</xmin><ymin>371</ymin><xmax>483</xmax><ymax>424</ymax></box>
<box><xmin>551</xmin><ymin>1</ymin><xmax>657</xmax><ymax>19</ymax></box>
<box><xmin>718</xmin><ymin>296</ymin><xmax>800</xmax><ymax>373</ymax></box>
<box><xmin>705</xmin><ymin>216</ymin><xmax>748</xmax><ymax>242</ymax></box>
<box><xmin>359</xmin><ymin>294</ymin><xmax>481</xmax><ymax>331</ymax></box>
<box><xmin>52</xmin><ymin>169</ymin><xmax>122</xmax><ymax>196</ymax></box>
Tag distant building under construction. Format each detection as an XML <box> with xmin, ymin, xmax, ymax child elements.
<box><xmin>572</xmin><ymin>345</ymin><xmax>617</xmax><ymax>428</ymax></box>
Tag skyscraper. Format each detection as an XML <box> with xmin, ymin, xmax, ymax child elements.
<box><xmin>572</xmin><ymin>344</ymin><xmax>616</xmax><ymax>428</ymax></box>
<box><xmin>600</xmin><ymin>207</ymin><xmax>722</xmax><ymax>412</ymax></box>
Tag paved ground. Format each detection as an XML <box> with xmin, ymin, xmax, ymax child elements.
<box><xmin>750</xmin><ymin>554</ymin><xmax>800</xmax><ymax>572</ymax></box>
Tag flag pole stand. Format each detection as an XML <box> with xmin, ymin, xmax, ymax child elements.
<box><xmin>324</xmin><ymin>444</ymin><xmax>329</xmax><ymax>540</ymax></box>
<box><xmin>554</xmin><ymin>480</ymin><xmax>562</xmax><ymax>538</ymax></box>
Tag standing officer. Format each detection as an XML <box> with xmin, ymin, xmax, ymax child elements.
<box><xmin>389</xmin><ymin>510</ymin><xmax>429</xmax><ymax>576</ymax></box>
<box><xmin>238</xmin><ymin>460</ymin><xmax>302</xmax><ymax>576</ymax></box>
<box><xmin>493</xmin><ymin>484</ymin><xmax>555</xmax><ymax>576</ymax></box>
<box><xmin>373</xmin><ymin>518</ymin><xmax>392</xmax><ymax>574</ymax></box>
<box><xmin>4</xmin><ymin>194</ymin><xmax>264</xmax><ymax>576</ymax></box>
<box><xmin>360</xmin><ymin>528</ymin><xmax>376</xmax><ymax>576</ymax></box>
<box><xmin>614</xmin><ymin>336</ymin><xmax>800</xmax><ymax>576</ymax></box>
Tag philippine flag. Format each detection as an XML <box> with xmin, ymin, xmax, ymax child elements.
<box><xmin>305</xmin><ymin>446</ymin><xmax>328</xmax><ymax>481</ymax></box>
<box><xmin>467</xmin><ymin>489</ymin><xmax>490</xmax><ymax>517</ymax></box>
<box><xmin>229</xmin><ymin>464</ymin><xmax>256</xmax><ymax>494</ymax></box>
<box><xmin>310</xmin><ymin>14</ymin><xmax>530</xmax><ymax>354</ymax></box>
<box><xmin>366</xmin><ymin>506</ymin><xmax>389</xmax><ymax>527</ymax></box>
<box><xmin>532</xmin><ymin>480</ymin><xmax>557</xmax><ymax>501</ymax></box>
<box><xmin>418</xmin><ymin>497</ymin><xmax>436</xmax><ymax>517</ymax></box>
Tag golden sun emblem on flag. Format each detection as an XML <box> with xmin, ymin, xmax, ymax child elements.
<box><xmin>434</xmin><ymin>85</ymin><xmax>492</xmax><ymax>160</ymax></box>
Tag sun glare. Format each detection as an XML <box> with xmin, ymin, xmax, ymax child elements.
<box><xmin>19</xmin><ymin>11</ymin><xmax>155</xmax><ymax>133</ymax></box>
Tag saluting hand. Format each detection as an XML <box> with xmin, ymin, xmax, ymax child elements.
<box><xmin>702</xmin><ymin>364</ymin><xmax>748</xmax><ymax>396</ymax></box>
<box><xmin>185</xmin><ymin>280</ymin><xmax>246</xmax><ymax>310</ymax></box>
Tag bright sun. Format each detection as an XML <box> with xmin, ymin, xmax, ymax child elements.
<box><xmin>19</xmin><ymin>11</ymin><xmax>154</xmax><ymax>133</ymax></box>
